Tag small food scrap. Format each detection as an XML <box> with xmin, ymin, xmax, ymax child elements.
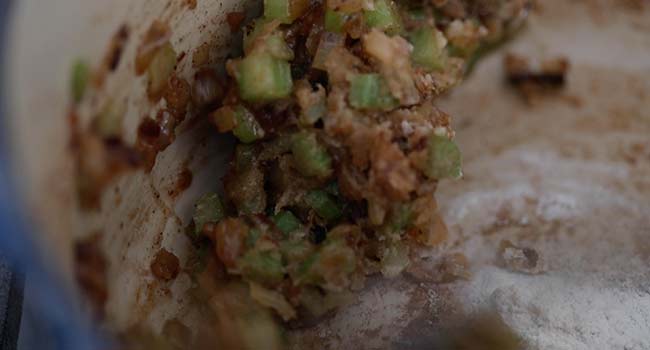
<box><xmin>135</xmin><ymin>21</ymin><xmax>172</xmax><ymax>75</ymax></box>
<box><xmin>497</xmin><ymin>239</ymin><xmax>544</xmax><ymax>274</ymax></box>
<box><xmin>104</xmin><ymin>25</ymin><xmax>130</xmax><ymax>72</ymax></box>
<box><xmin>151</xmin><ymin>248</ymin><xmax>181</xmax><ymax>281</ymax></box>
<box><xmin>504</xmin><ymin>53</ymin><xmax>569</xmax><ymax>104</ymax></box>
<box><xmin>74</xmin><ymin>233</ymin><xmax>108</xmax><ymax>318</ymax></box>
<box><xmin>192</xmin><ymin>42</ymin><xmax>211</xmax><ymax>68</ymax></box>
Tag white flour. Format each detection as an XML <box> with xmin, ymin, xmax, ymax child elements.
<box><xmin>439</xmin><ymin>147</ymin><xmax>650</xmax><ymax>350</ymax></box>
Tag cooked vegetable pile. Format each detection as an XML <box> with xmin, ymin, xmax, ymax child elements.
<box><xmin>189</xmin><ymin>0</ymin><xmax>530</xmax><ymax>328</ymax></box>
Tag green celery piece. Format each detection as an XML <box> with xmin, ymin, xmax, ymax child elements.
<box><xmin>364</xmin><ymin>0</ymin><xmax>401</xmax><ymax>34</ymax></box>
<box><xmin>264</xmin><ymin>0</ymin><xmax>307</xmax><ymax>24</ymax></box>
<box><xmin>305</xmin><ymin>190</ymin><xmax>342</xmax><ymax>222</ymax></box>
<box><xmin>265</xmin><ymin>0</ymin><xmax>290</xmax><ymax>22</ymax></box>
<box><xmin>265</xmin><ymin>33</ymin><xmax>294</xmax><ymax>60</ymax></box>
<box><xmin>71</xmin><ymin>59</ymin><xmax>90</xmax><ymax>103</ymax></box>
<box><xmin>233</xmin><ymin>105</ymin><xmax>265</xmax><ymax>143</ymax></box>
<box><xmin>193</xmin><ymin>193</ymin><xmax>225</xmax><ymax>235</ymax></box>
<box><xmin>291</xmin><ymin>131</ymin><xmax>333</xmax><ymax>178</ymax></box>
<box><xmin>410</xmin><ymin>27</ymin><xmax>447</xmax><ymax>72</ymax></box>
<box><xmin>325</xmin><ymin>9</ymin><xmax>346</xmax><ymax>33</ymax></box>
<box><xmin>272</xmin><ymin>211</ymin><xmax>302</xmax><ymax>236</ymax></box>
<box><xmin>424</xmin><ymin>135</ymin><xmax>462</xmax><ymax>179</ymax></box>
<box><xmin>348</xmin><ymin>74</ymin><xmax>398</xmax><ymax>110</ymax></box>
<box><xmin>239</xmin><ymin>249</ymin><xmax>285</xmax><ymax>285</ymax></box>
<box><xmin>237</xmin><ymin>52</ymin><xmax>293</xmax><ymax>102</ymax></box>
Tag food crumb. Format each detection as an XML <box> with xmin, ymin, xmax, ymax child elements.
<box><xmin>151</xmin><ymin>248</ymin><xmax>181</xmax><ymax>281</ymax></box>
<box><xmin>504</xmin><ymin>53</ymin><xmax>569</xmax><ymax>105</ymax></box>
<box><xmin>192</xmin><ymin>42</ymin><xmax>211</xmax><ymax>68</ymax></box>
<box><xmin>497</xmin><ymin>239</ymin><xmax>544</xmax><ymax>274</ymax></box>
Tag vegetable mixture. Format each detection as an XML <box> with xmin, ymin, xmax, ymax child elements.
<box><xmin>190</xmin><ymin>0</ymin><xmax>529</xmax><ymax>331</ymax></box>
<box><xmin>70</xmin><ymin>0</ymin><xmax>530</xmax><ymax>348</ymax></box>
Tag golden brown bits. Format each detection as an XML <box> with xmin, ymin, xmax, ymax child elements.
<box><xmin>163</xmin><ymin>74</ymin><xmax>191</xmax><ymax>118</ymax></box>
<box><xmin>212</xmin><ymin>218</ymin><xmax>249</xmax><ymax>268</ymax></box>
<box><xmin>192</xmin><ymin>42</ymin><xmax>211</xmax><ymax>68</ymax></box>
<box><xmin>135</xmin><ymin>20</ymin><xmax>171</xmax><ymax>75</ymax></box>
<box><xmin>151</xmin><ymin>248</ymin><xmax>181</xmax><ymax>281</ymax></box>
<box><xmin>169</xmin><ymin>167</ymin><xmax>193</xmax><ymax>198</ymax></box>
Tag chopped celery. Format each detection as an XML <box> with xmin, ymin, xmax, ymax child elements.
<box><xmin>147</xmin><ymin>43</ymin><xmax>177</xmax><ymax>99</ymax></box>
<box><xmin>305</xmin><ymin>190</ymin><xmax>342</xmax><ymax>222</ymax></box>
<box><xmin>237</xmin><ymin>53</ymin><xmax>293</xmax><ymax>102</ymax></box>
<box><xmin>265</xmin><ymin>33</ymin><xmax>294</xmax><ymax>60</ymax></box>
<box><xmin>364</xmin><ymin>0</ymin><xmax>401</xmax><ymax>34</ymax></box>
<box><xmin>265</xmin><ymin>0</ymin><xmax>290</xmax><ymax>22</ymax></box>
<box><xmin>239</xmin><ymin>249</ymin><xmax>285</xmax><ymax>285</ymax></box>
<box><xmin>325</xmin><ymin>10</ymin><xmax>346</xmax><ymax>33</ymax></box>
<box><xmin>291</xmin><ymin>131</ymin><xmax>333</xmax><ymax>178</ymax></box>
<box><xmin>423</xmin><ymin>135</ymin><xmax>462</xmax><ymax>179</ymax></box>
<box><xmin>348</xmin><ymin>74</ymin><xmax>398</xmax><ymax>110</ymax></box>
<box><xmin>409</xmin><ymin>27</ymin><xmax>447</xmax><ymax>71</ymax></box>
<box><xmin>71</xmin><ymin>59</ymin><xmax>90</xmax><ymax>103</ymax></box>
<box><xmin>272</xmin><ymin>211</ymin><xmax>302</xmax><ymax>236</ymax></box>
<box><xmin>233</xmin><ymin>105</ymin><xmax>265</xmax><ymax>143</ymax></box>
<box><xmin>212</xmin><ymin>105</ymin><xmax>265</xmax><ymax>143</ymax></box>
<box><xmin>264</xmin><ymin>0</ymin><xmax>308</xmax><ymax>24</ymax></box>
<box><xmin>193</xmin><ymin>193</ymin><xmax>224</xmax><ymax>235</ymax></box>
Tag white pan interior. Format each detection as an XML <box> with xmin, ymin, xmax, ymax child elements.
<box><xmin>6</xmin><ymin>0</ymin><xmax>650</xmax><ymax>348</ymax></box>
